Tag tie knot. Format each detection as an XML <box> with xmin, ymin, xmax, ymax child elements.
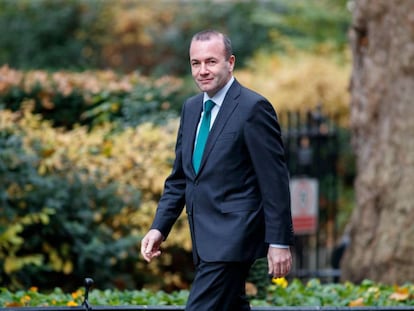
<box><xmin>204</xmin><ymin>100</ymin><xmax>215</xmax><ymax>113</ymax></box>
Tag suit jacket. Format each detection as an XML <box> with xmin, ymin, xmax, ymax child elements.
<box><xmin>151</xmin><ymin>79</ymin><xmax>294</xmax><ymax>263</ymax></box>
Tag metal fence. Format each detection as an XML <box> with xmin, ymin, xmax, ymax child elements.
<box><xmin>280</xmin><ymin>107</ymin><xmax>341</xmax><ymax>282</ymax></box>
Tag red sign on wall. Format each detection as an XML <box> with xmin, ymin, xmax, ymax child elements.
<box><xmin>290</xmin><ymin>178</ymin><xmax>319</xmax><ymax>235</ymax></box>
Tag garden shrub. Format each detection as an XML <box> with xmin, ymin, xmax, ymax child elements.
<box><xmin>0</xmin><ymin>66</ymin><xmax>186</xmax><ymax>130</ymax></box>
<box><xmin>0</xmin><ymin>108</ymin><xmax>194</xmax><ymax>291</ymax></box>
<box><xmin>0</xmin><ymin>111</ymin><xmax>142</xmax><ymax>291</ymax></box>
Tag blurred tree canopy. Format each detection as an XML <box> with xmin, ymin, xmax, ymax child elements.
<box><xmin>0</xmin><ymin>0</ymin><xmax>350</xmax><ymax>75</ymax></box>
<box><xmin>0</xmin><ymin>0</ymin><xmax>105</xmax><ymax>69</ymax></box>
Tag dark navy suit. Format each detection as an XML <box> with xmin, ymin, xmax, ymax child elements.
<box><xmin>151</xmin><ymin>79</ymin><xmax>294</xmax><ymax>310</ymax></box>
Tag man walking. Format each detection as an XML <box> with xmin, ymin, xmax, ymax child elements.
<box><xmin>141</xmin><ymin>29</ymin><xmax>294</xmax><ymax>311</ymax></box>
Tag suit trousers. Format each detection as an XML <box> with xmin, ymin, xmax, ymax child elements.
<box><xmin>185</xmin><ymin>259</ymin><xmax>254</xmax><ymax>311</ymax></box>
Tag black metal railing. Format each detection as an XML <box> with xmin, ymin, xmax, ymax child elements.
<box><xmin>280</xmin><ymin>107</ymin><xmax>341</xmax><ymax>281</ymax></box>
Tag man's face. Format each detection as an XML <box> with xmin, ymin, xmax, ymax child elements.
<box><xmin>189</xmin><ymin>36</ymin><xmax>235</xmax><ymax>97</ymax></box>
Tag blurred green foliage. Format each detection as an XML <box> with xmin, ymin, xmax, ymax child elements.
<box><xmin>0</xmin><ymin>0</ymin><xmax>350</xmax><ymax>74</ymax></box>
<box><xmin>0</xmin><ymin>0</ymin><xmax>106</xmax><ymax>70</ymax></box>
<box><xmin>0</xmin><ymin>126</ymin><xmax>142</xmax><ymax>291</ymax></box>
<box><xmin>4</xmin><ymin>84</ymin><xmax>87</xmax><ymax>128</ymax></box>
<box><xmin>0</xmin><ymin>67</ymin><xmax>188</xmax><ymax>130</ymax></box>
<box><xmin>258</xmin><ymin>0</ymin><xmax>350</xmax><ymax>53</ymax></box>
<box><xmin>86</xmin><ymin>78</ymin><xmax>188</xmax><ymax>129</ymax></box>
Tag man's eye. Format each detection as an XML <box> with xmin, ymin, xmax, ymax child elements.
<box><xmin>192</xmin><ymin>62</ymin><xmax>200</xmax><ymax>67</ymax></box>
<box><xmin>207</xmin><ymin>60</ymin><xmax>217</xmax><ymax>65</ymax></box>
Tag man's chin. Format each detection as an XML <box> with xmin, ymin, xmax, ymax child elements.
<box><xmin>197</xmin><ymin>84</ymin><xmax>210</xmax><ymax>92</ymax></box>
<box><xmin>197</xmin><ymin>85</ymin><xmax>217</xmax><ymax>95</ymax></box>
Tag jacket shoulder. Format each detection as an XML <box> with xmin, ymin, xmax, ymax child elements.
<box><xmin>231</xmin><ymin>80</ymin><xmax>267</xmax><ymax>102</ymax></box>
<box><xmin>186</xmin><ymin>93</ymin><xmax>203</xmax><ymax>105</ymax></box>
<box><xmin>240</xmin><ymin>85</ymin><xmax>267</xmax><ymax>102</ymax></box>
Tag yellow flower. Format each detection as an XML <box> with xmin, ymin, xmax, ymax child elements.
<box><xmin>349</xmin><ymin>297</ymin><xmax>364</xmax><ymax>307</ymax></box>
<box><xmin>66</xmin><ymin>301</ymin><xmax>78</xmax><ymax>307</ymax></box>
<box><xmin>29</xmin><ymin>286</ymin><xmax>38</xmax><ymax>292</ymax></box>
<box><xmin>20</xmin><ymin>295</ymin><xmax>31</xmax><ymax>305</ymax></box>
<box><xmin>389</xmin><ymin>286</ymin><xmax>410</xmax><ymax>301</ymax></box>
<box><xmin>272</xmin><ymin>277</ymin><xmax>288</xmax><ymax>288</ymax></box>
<box><xmin>71</xmin><ymin>289</ymin><xmax>83</xmax><ymax>299</ymax></box>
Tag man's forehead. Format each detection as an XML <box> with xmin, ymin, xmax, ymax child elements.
<box><xmin>191</xmin><ymin>36</ymin><xmax>222</xmax><ymax>47</ymax></box>
<box><xmin>190</xmin><ymin>38</ymin><xmax>225</xmax><ymax>56</ymax></box>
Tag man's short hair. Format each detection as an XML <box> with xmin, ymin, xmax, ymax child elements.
<box><xmin>191</xmin><ymin>29</ymin><xmax>233</xmax><ymax>60</ymax></box>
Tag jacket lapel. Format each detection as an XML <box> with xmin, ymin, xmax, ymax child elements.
<box><xmin>183</xmin><ymin>95</ymin><xmax>203</xmax><ymax>175</ymax></box>
<box><xmin>197</xmin><ymin>80</ymin><xmax>241</xmax><ymax>173</ymax></box>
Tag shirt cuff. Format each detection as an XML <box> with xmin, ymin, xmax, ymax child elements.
<box><xmin>270</xmin><ymin>244</ymin><xmax>289</xmax><ymax>249</ymax></box>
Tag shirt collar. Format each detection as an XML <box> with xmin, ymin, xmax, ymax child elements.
<box><xmin>203</xmin><ymin>76</ymin><xmax>235</xmax><ymax>108</ymax></box>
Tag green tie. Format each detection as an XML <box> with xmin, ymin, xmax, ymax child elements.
<box><xmin>193</xmin><ymin>100</ymin><xmax>215</xmax><ymax>173</ymax></box>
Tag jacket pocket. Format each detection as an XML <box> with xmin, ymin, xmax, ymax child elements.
<box><xmin>219</xmin><ymin>198</ymin><xmax>259</xmax><ymax>214</ymax></box>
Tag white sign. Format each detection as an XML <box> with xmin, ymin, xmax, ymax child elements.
<box><xmin>290</xmin><ymin>178</ymin><xmax>319</xmax><ymax>235</ymax></box>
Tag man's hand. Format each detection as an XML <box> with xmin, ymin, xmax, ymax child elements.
<box><xmin>267</xmin><ymin>247</ymin><xmax>292</xmax><ymax>278</ymax></box>
<box><xmin>140</xmin><ymin>229</ymin><xmax>163</xmax><ymax>262</ymax></box>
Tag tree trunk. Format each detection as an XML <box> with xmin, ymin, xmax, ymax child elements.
<box><xmin>341</xmin><ymin>0</ymin><xmax>414</xmax><ymax>284</ymax></box>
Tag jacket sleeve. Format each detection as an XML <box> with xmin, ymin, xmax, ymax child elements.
<box><xmin>150</xmin><ymin>108</ymin><xmax>187</xmax><ymax>240</ymax></box>
<box><xmin>244</xmin><ymin>98</ymin><xmax>295</xmax><ymax>245</ymax></box>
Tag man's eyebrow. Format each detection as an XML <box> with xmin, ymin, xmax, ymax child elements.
<box><xmin>191</xmin><ymin>57</ymin><xmax>217</xmax><ymax>62</ymax></box>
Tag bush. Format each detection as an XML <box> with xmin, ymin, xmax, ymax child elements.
<box><xmin>0</xmin><ymin>66</ymin><xmax>186</xmax><ymax>129</ymax></box>
<box><xmin>0</xmin><ymin>107</ymin><xmax>195</xmax><ymax>291</ymax></box>
<box><xmin>0</xmin><ymin>112</ymin><xmax>142</xmax><ymax>291</ymax></box>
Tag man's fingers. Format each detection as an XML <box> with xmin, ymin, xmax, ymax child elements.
<box><xmin>144</xmin><ymin>240</ymin><xmax>154</xmax><ymax>255</ymax></box>
<box><xmin>140</xmin><ymin>235</ymin><xmax>155</xmax><ymax>261</ymax></box>
<box><xmin>267</xmin><ymin>247</ymin><xmax>292</xmax><ymax>277</ymax></box>
<box><xmin>141</xmin><ymin>240</ymin><xmax>151</xmax><ymax>262</ymax></box>
<box><xmin>142</xmin><ymin>250</ymin><xmax>161</xmax><ymax>263</ymax></box>
<box><xmin>141</xmin><ymin>238</ymin><xmax>151</xmax><ymax>255</ymax></box>
<box><xmin>140</xmin><ymin>229</ymin><xmax>164</xmax><ymax>263</ymax></box>
<box><xmin>272</xmin><ymin>261</ymin><xmax>292</xmax><ymax>277</ymax></box>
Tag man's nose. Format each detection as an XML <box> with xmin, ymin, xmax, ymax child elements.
<box><xmin>200</xmin><ymin>63</ymin><xmax>209</xmax><ymax>74</ymax></box>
